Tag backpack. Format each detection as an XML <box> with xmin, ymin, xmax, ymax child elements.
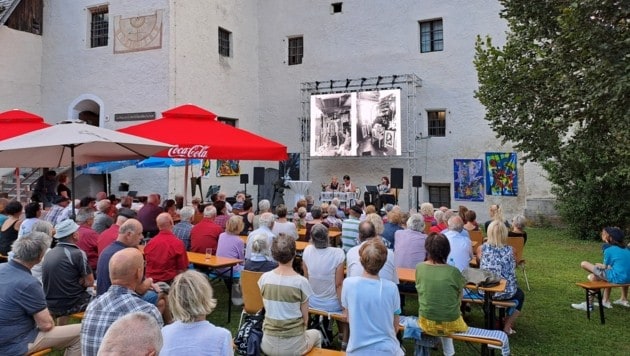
<box><xmin>234</xmin><ymin>310</ymin><xmax>265</xmax><ymax>355</ymax></box>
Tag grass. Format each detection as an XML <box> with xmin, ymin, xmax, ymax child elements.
<box><xmin>54</xmin><ymin>227</ymin><xmax>630</xmax><ymax>355</ymax></box>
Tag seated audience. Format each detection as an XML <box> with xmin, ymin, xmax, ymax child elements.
<box><xmin>365</xmin><ymin>212</ymin><xmax>388</xmax><ymax>248</ymax></box>
<box><xmin>0</xmin><ymin>200</ymin><xmax>23</xmax><ymax>255</ymax></box>
<box><xmin>212</xmin><ymin>200</ymin><xmax>230</xmax><ymax>231</ymax></box>
<box><xmin>430</xmin><ymin>209</ymin><xmax>450</xmax><ymax>234</ymax></box>
<box><xmin>394</xmin><ymin>213</ymin><xmax>428</xmax><ymax>269</ymax></box>
<box><xmin>232</xmin><ymin>193</ymin><xmax>246</xmax><ymax>211</ymax></box>
<box><xmin>258</xmin><ymin>234</ymin><xmax>321</xmax><ymax>355</ymax></box>
<box><xmin>42</xmin><ymin>219</ymin><xmax>94</xmax><ymax>317</ymax></box>
<box><xmin>172</xmin><ymin>206</ymin><xmax>195</xmax><ymax>250</ymax></box>
<box><xmin>216</xmin><ymin>215</ymin><xmax>246</xmax><ymax>274</ymax></box>
<box><xmin>294</xmin><ymin>206</ymin><xmax>307</xmax><ymax>229</ymax></box>
<box><xmin>463</xmin><ymin>210</ymin><xmax>479</xmax><ymax>232</ymax></box>
<box><xmin>480</xmin><ymin>221</ymin><xmax>525</xmax><ymax>335</ymax></box>
<box><xmin>29</xmin><ymin>220</ymin><xmax>55</xmax><ymax>284</ymax></box>
<box><xmin>341</xmin><ymin>205</ymin><xmax>362</xmax><ymax>253</ymax></box>
<box><xmin>246</xmin><ymin>212</ymin><xmax>275</xmax><ymax>259</ymax></box>
<box><xmin>237</xmin><ymin>199</ymin><xmax>254</xmax><ymax>235</ymax></box>
<box><xmin>346</xmin><ymin>221</ymin><xmax>398</xmax><ymax>284</ymax></box>
<box><xmin>444</xmin><ymin>216</ymin><xmax>473</xmax><ymax>272</ymax></box>
<box><xmin>271</xmin><ymin>204</ymin><xmax>298</xmax><ymax>240</ymax></box>
<box><xmin>484</xmin><ymin>204</ymin><xmax>510</xmax><ymax>232</ymax></box>
<box><xmin>342</xmin><ymin>239</ymin><xmax>403</xmax><ymax>355</ymax></box>
<box><xmin>190</xmin><ymin>205</ymin><xmax>222</xmax><ymax>255</ymax></box>
<box><xmin>323</xmin><ymin>204</ymin><xmax>343</xmax><ymax>228</ymax></box>
<box><xmin>160</xmin><ymin>270</ymin><xmax>233</xmax><ymax>355</ymax></box>
<box><xmin>0</xmin><ymin>232</ymin><xmax>81</xmax><ymax>356</ymax></box>
<box><xmin>304</xmin><ymin>205</ymin><xmax>324</xmax><ymax>241</ymax></box>
<box><xmin>81</xmin><ymin>248</ymin><xmax>163</xmax><ymax>356</ymax></box>
<box><xmin>416</xmin><ymin>232</ymin><xmax>467</xmax><ymax>355</ymax></box>
<box><xmin>382</xmin><ymin>207</ymin><xmax>404</xmax><ymax>248</ymax></box>
<box><xmin>144</xmin><ymin>213</ymin><xmax>189</xmax><ymax>283</ymax></box>
<box><xmin>508</xmin><ymin>214</ymin><xmax>528</xmax><ymax>245</ymax></box>
<box><xmin>97</xmin><ymin>208</ymin><xmax>137</xmax><ymax>254</ymax></box>
<box><xmin>18</xmin><ymin>202</ymin><xmax>43</xmax><ymax>238</ymax></box>
<box><xmin>75</xmin><ymin>208</ymin><xmax>99</xmax><ymax>272</ymax></box>
<box><xmin>244</xmin><ymin>233</ymin><xmax>278</xmax><ymax>272</ymax></box>
<box><xmin>253</xmin><ymin>199</ymin><xmax>271</xmax><ymax>230</ymax></box>
<box><xmin>420</xmin><ymin>202</ymin><xmax>436</xmax><ymax>227</ymax></box>
<box><xmin>92</xmin><ymin>199</ymin><xmax>114</xmax><ymax>234</ymax></box>
<box><xmin>98</xmin><ymin>312</ymin><xmax>163</xmax><ymax>356</ymax></box>
<box><xmin>571</xmin><ymin>227</ymin><xmax>630</xmax><ymax>310</ymax></box>
<box><xmin>137</xmin><ymin>193</ymin><xmax>163</xmax><ymax>238</ymax></box>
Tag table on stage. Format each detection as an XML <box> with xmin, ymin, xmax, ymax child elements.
<box><xmin>187</xmin><ymin>252</ymin><xmax>243</xmax><ymax>323</ymax></box>
<box><xmin>397</xmin><ymin>267</ymin><xmax>507</xmax><ymax>330</ymax></box>
<box><xmin>286</xmin><ymin>180</ymin><xmax>312</xmax><ymax>207</ymax></box>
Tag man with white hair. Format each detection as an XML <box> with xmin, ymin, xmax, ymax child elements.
<box><xmin>443</xmin><ymin>215</ymin><xmax>473</xmax><ymax>272</ymax></box>
<box><xmin>190</xmin><ymin>205</ymin><xmax>222</xmax><ymax>254</ymax></box>
<box><xmin>246</xmin><ymin>212</ymin><xmax>275</xmax><ymax>259</ymax></box>
<box><xmin>0</xmin><ymin>232</ymin><xmax>81</xmax><ymax>355</ymax></box>
<box><xmin>76</xmin><ymin>207</ymin><xmax>99</xmax><ymax>271</ymax></box>
<box><xmin>98</xmin><ymin>312</ymin><xmax>163</xmax><ymax>356</ymax></box>
<box><xmin>253</xmin><ymin>199</ymin><xmax>271</xmax><ymax>230</ymax></box>
<box><xmin>92</xmin><ymin>199</ymin><xmax>114</xmax><ymax>234</ymax></box>
<box><xmin>172</xmin><ymin>206</ymin><xmax>195</xmax><ymax>250</ymax></box>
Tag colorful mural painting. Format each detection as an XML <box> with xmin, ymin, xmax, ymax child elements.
<box><xmin>216</xmin><ymin>160</ymin><xmax>240</xmax><ymax>177</ymax></box>
<box><xmin>454</xmin><ymin>159</ymin><xmax>485</xmax><ymax>201</ymax></box>
<box><xmin>485</xmin><ymin>152</ymin><xmax>518</xmax><ymax>196</ymax></box>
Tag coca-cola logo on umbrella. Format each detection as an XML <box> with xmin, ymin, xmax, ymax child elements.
<box><xmin>167</xmin><ymin>145</ymin><xmax>209</xmax><ymax>158</ymax></box>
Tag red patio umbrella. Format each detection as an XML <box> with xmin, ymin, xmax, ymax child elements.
<box><xmin>118</xmin><ymin>104</ymin><xmax>288</xmax><ymax>160</ymax></box>
<box><xmin>0</xmin><ymin>109</ymin><xmax>52</xmax><ymax>201</ymax></box>
<box><xmin>118</xmin><ymin>104</ymin><xmax>288</xmax><ymax>200</ymax></box>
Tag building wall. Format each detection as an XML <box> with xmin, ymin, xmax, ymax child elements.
<box><xmin>0</xmin><ymin>26</ymin><xmax>42</xmax><ymax>113</ymax></box>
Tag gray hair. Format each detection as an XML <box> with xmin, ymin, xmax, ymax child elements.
<box><xmin>310</xmin><ymin>223</ymin><xmax>329</xmax><ymax>249</ymax></box>
<box><xmin>512</xmin><ymin>214</ymin><xmax>526</xmax><ymax>229</ymax></box>
<box><xmin>96</xmin><ymin>199</ymin><xmax>111</xmax><ymax>212</ymax></box>
<box><xmin>258</xmin><ymin>199</ymin><xmax>270</xmax><ymax>212</ymax></box>
<box><xmin>179</xmin><ymin>206</ymin><xmax>195</xmax><ymax>222</ymax></box>
<box><xmin>98</xmin><ymin>312</ymin><xmax>163</xmax><ymax>355</ymax></box>
<box><xmin>311</xmin><ymin>206</ymin><xmax>322</xmax><ymax>219</ymax></box>
<box><xmin>203</xmin><ymin>205</ymin><xmax>217</xmax><ymax>218</ymax></box>
<box><xmin>442</xmin><ymin>210</ymin><xmax>454</xmax><ymax>223</ymax></box>
<box><xmin>250</xmin><ymin>233</ymin><xmax>271</xmax><ymax>256</ymax></box>
<box><xmin>407</xmin><ymin>213</ymin><xmax>425</xmax><ymax>232</ymax></box>
<box><xmin>447</xmin><ymin>215</ymin><xmax>464</xmax><ymax>232</ymax></box>
<box><xmin>259</xmin><ymin>212</ymin><xmax>275</xmax><ymax>228</ymax></box>
<box><xmin>433</xmin><ymin>209</ymin><xmax>444</xmax><ymax>223</ymax></box>
<box><xmin>31</xmin><ymin>220</ymin><xmax>54</xmax><ymax>237</ymax></box>
<box><xmin>12</xmin><ymin>232</ymin><xmax>48</xmax><ymax>263</ymax></box>
<box><xmin>75</xmin><ymin>207</ymin><xmax>94</xmax><ymax>224</ymax></box>
<box><xmin>169</xmin><ymin>270</ymin><xmax>217</xmax><ymax>323</ymax></box>
<box><xmin>327</xmin><ymin>204</ymin><xmax>338</xmax><ymax>216</ymax></box>
<box><xmin>331</xmin><ymin>198</ymin><xmax>340</xmax><ymax>206</ymax></box>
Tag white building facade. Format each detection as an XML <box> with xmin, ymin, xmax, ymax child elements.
<box><xmin>0</xmin><ymin>0</ymin><xmax>554</xmax><ymax>222</ymax></box>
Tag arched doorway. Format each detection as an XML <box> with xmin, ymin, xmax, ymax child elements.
<box><xmin>68</xmin><ymin>94</ymin><xmax>104</xmax><ymax>127</ymax></box>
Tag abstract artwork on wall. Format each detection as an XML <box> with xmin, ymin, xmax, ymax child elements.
<box><xmin>485</xmin><ymin>152</ymin><xmax>518</xmax><ymax>196</ymax></box>
<box><xmin>216</xmin><ymin>160</ymin><xmax>240</xmax><ymax>177</ymax></box>
<box><xmin>453</xmin><ymin>159</ymin><xmax>484</xmax><ymax>201</ymax></box>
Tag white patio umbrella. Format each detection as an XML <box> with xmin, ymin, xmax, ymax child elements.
<box><xmin>0</xmin><ymin>120</ymin><xmax>173</xmax><ymax>217</ymax></box>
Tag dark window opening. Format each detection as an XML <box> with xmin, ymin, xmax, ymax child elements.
<box><xmin>427</xmin><ymin>110</ymin><xmax>446</xmax><ymax>137</ymax></box>
<box><xmin>218</xmin><ymin>27</ymin><xmax>231</xmax><ymax>57</ymax></box>
<box><xmin>420</xmin><ymin>19</ymin><xmax>443</xmax><ymax>53</ymax></box>
<box><xmin>332</xmin><ymin>3</ymin><xmax>342</xmax><ymax>13</ymax></box>
<box><xmin>429</xmin><ymin>185</ymin><xmax>451</xmax><ymax>209</ymax></box>
<box><xmin>288</xmin><ymin>37</ymin><xmax>303</xmax><ymax>65</ymax></box>
<box><xmin>90</xmin><ymin>6</ymin><xmax>108</xmax><ymax>48</ymax></box>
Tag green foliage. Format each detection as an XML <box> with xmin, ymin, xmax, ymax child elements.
<box><xmin>474</xmin><ymin>0</ymin><xmax>630</xmax><ymax>239</ymax></box>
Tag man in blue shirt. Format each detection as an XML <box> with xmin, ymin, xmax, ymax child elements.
<box><xmin>0</xmin><ymin>232</ymin><xmax>81</xmax><ymax>355</ymax></box>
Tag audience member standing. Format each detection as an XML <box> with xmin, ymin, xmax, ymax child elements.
<box><xmin>144</xmin><ymin>213</ymin><xmax>189</xmax><ymax>283</ymax></box>
<box><xmin>42</xmin><ymin>220</ymin><xmax>94</xmax><ymax>318</ymax></box>
<box><xmin>75</xmin><ymin>208</ymin><xmax>99</xmax><ymax>272</ymax></box>
<box><xmin>160</xmin><ymin>271</ymin><xmax>233</xmax><ymax>355</ymax></box>
<box><xmin>190</xmin><ymin>205</ymin><xmax>222</xmax><ymax>254</ymax></box>
<box><xmin>137</xmin><ymin>193</ymin><xmax>163</xmax><ymax>238</ymax></box>
<box><xmin>44</xmin><ymin>196</ymin><xmax>70</xmax><ymax>226</ymax></box>
<box><xmin>258</xmin><ymin>234</ymin><xmax>321</xmax><ymax>355</ymax></box>
<box><xmin>81</xmin><ymin>248</ymin><xmax>163</xmax><ymax>356</ymax></box>
<box><xmin>33</xmin><ymin>170</ymin><xmax>57</xmax><ymax>208</ymax></box>
<box><xmin>0</xmin><ymin>232</ymin><xmax>81</xmax><ymax>356</ymax></box>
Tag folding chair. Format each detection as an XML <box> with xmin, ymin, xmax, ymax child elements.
<box><xmin>507</xmin><ymin>236</ymin><xmax>530</xmax><ymax>291</ymax></box>
<box><xmin>238</xmin><ymin>270</ymin><xmax>265</xmax><ymax>330</ymax></box>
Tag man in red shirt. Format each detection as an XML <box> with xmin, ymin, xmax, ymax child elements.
<box><xmin>97</xmin><ymin>208</ymin><xmax>137</xmax><ymax>255</ymax></box>
<box><xmin>144</xmin><ymin>213</ymin><xmax>189</xmax><ymax>283</ymax></box>
<box><xmin>190</xmin><ymin>205</ymin><xmax>222</xmax><ymax>254</ymax></box>
<box><xmin>75</xmin><ymin>208</ymin><xmax>99</xmax><ymax>272</ymax></box>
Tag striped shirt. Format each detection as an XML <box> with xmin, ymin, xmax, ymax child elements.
<box><xmin>341</xmin><ymin>217</ymin><xmax>360</xmax><ymax>253</ymax></box>
<box><xmin>258</xmin><ymin>271</ymin><xmax>312</xmax><ymax>337</ymax></box>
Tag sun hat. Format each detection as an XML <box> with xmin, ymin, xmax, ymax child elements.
<box><xmin>54</xmin><ymin>219</ymin><xmax>80</xmax><ymax>239</ymax></box>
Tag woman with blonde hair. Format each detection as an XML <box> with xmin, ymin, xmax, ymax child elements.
<box><xmin>479</xmin><ymin>221</ymin><xmax>525</xmax><ymax>335</ymax></box>
<box><xmin>160</xmin><ymin>270</ymin><xmax>232</xmax><ymax>355</ymax></box>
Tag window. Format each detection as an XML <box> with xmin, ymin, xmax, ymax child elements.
<box><xmin>419</xmin><ymin>19</ymin><xmax>443</xmax><ymax>53</ymax></box>
<box><xmin>427</xmin><ymin>110</ymin><xmax>446</xmax><ymax>137</ymax></box>
<box><xmin>90</xmin><ymin>6</ymin><xmax>109</xmax><ymax>48</ymax></box>
<box><xmin>218</xmin><ymin>27</ymin><xmax>231</xmax><ymax>57</ymax></box>
<box><xmin>331</xmin><ymin>3</ymin><xmax>343</xmax><ymax>13</ymax></box>
<box><xmin>288</xmin><ymin>37</ymin><xmax>303</xmax><ymax>65</ymax></box>
<box><xmin>428</xmin><ymin>185</ymin><xmax>451</xmax><ymax>209</ymax></box>
<box><xmin>218</xmin><ymin>117</ymin><xmax>237</xmax><ymax>127</ymax></box>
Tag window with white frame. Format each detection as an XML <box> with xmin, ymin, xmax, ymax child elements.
<box><xmin>419</xmin><ymin>19</ymin><xmax>443</xmax><ymax>53</ymax></box>
<box><xmin>218</xmin><ymin>27</ymin><xmax>231</xmax><ymax>57</ymax></box>
<box><xmin>427</xmin><ymin>110</ymin><xmax>446</xmax><ymax>137</ymax></box>
<box><xmin>89</xmin><ymin>6</ymin><xmax>108</xmax><ymax>48</ymax></box>
<box><xmin>288</xmin><ymin>36</ymin><xmax>303</xmax><ymax>65</ymax></box>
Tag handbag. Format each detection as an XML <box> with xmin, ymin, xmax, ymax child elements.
<box><xmin>462</xmin><ymin>268</ymin><xmax>501</xmax><ymax>288</ymax></box>
<box><xmin>234</xmin><ymin>310</ymin><xmax>265</xmax><ymax>356</ymax></box>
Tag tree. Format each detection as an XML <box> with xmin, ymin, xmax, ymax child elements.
<box><xmin>474</xmin><ymin>0</ymin><xmax>629</xmax><ymax>239</ymax></box>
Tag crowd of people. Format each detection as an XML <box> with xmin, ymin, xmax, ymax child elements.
<box><xmin>1</xmin><ymin>179</ymin><xmax>627</xmax><ymax>355</ymax></box>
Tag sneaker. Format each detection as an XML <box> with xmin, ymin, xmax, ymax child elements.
<box><xmin>613</xmin><ymin>299</ymin><xmax>630</xmax><ymax>307</ymax></box>
<box><xmin>596</xmin><ymin>301</ymin><xmax>612</xmax><ymax>309</ymax></box>
<box><xmin>571</xmin><ymin>302</ymin><xmax>593</xmax><ymax>311</ymax></box>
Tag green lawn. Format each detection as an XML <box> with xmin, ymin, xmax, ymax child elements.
<box><xmin>55</xmin><ymin>227</ymin><xmax>629</xmax><ymax>355</ymax></box>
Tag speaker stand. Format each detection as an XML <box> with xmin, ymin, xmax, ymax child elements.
<box><xmin>243</xmin><ymin>183</ymin><xmax>247</xmax><ymax>196</ymax></box>
<box><xmin>395</xmin><ymin>189</ymin><xmax>399</xmax><ymax>205</ymax></box>
<box><xmin>415</xmin><ymin>186</ymin><xmax>420</xmax><ymax>211</ymax></box>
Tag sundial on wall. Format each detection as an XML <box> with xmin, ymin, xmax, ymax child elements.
<box><xmin>114</xmin><ymin>10</ymin><xmax>163</xmax><ymax>53</ymax></box>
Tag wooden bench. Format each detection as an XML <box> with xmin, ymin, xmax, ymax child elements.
<box><xmin>28</xmin><ymin>348</ymin><xmax>53</xmax><ymax>356</ymax></box>
<box><xmin>449</xmin><ymin>333</ymin><xmax>505</xmax><ymax>356</ymax></box>
<box><xmin>576</xmin><ymin>281</ymin><xmax>630</xmax><ymax>324</ymax></box>
<box><xmin>462</xmin><ymin>297</ymin><xmax>517</xmax><ymax>329</ymax></box>
<box><xmin>308</xmin><ymin>308</ymin><xmax>347</xmax><ymax>323</ymax></box>
<box><xmin>306</xmin><ymin>347</ymin><xmax>345</xmax><ymax>355</ymax></box>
